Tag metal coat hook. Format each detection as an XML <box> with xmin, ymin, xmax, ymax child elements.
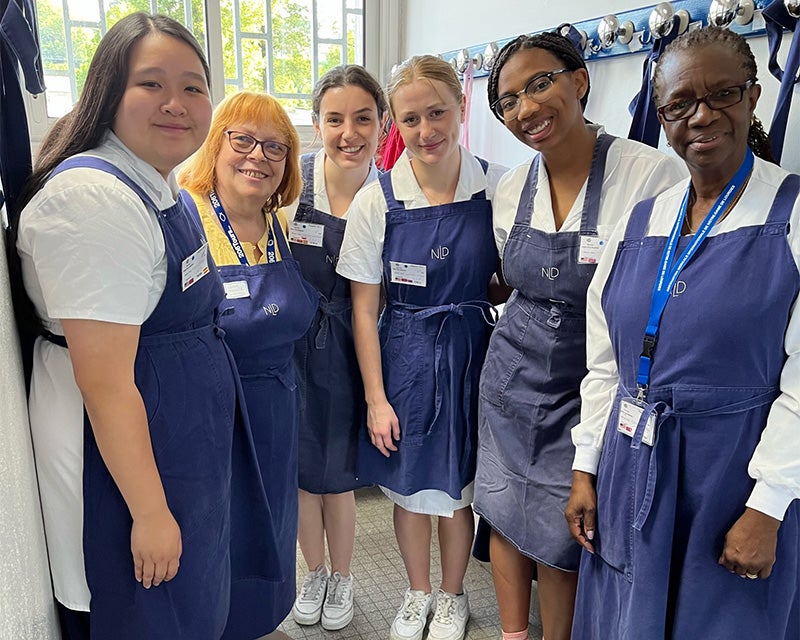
<box><xmin>483</xmin><ymin>42</ymin><xmax>500</xmax><ymax>71</ymax></box>
<box><xmin>708</xmin><ymin>0</ymin><xmax>756</xmax><ymax>26</ymax></box>
<box><xmin>786</xmin><ymin>0</ymin><xmax>800</xmax><ymax>18</ymax></box>
<box><xmin>598</xmin><ymin>14</ymin><xmax>635</xmax><ymax>48</ymax></box>
<box><xmin>649</xmin><ymin>3</ymin><xmax>691</xmax><ymax>38</ymax></box>
<box><xmin>455</xmin><ymin>48</ymin><xmax>484</xmax><ymax>75</ymax></box>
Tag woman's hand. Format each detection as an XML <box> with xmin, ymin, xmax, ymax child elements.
<box><xmin>565</xmin><ymin>470</ymin><xmax>597</xmax><ymax>553</ymax></box>
<box><xmin>131</xmin><ymin>508</ymin><xmax>183</xmax><ymax>588</ymax></box>
<box><xmin>367</xmin><ymin>400</ymin><xmax>400</xmax><ymax>457</ymax></box>
<box><xmin>718</xmin><ymin>507</ymin><xmax>780</xmax><ymax>579</ymax></box>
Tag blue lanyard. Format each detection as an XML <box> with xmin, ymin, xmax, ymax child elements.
<box><xmin>209</xmin><ymin>189</ymin><xmax>276</xmax><ymax>266</ymax></box>
<box><xmin>636</xmin><ymin>148</ymin><xmax>754</xmax><ymax>398</ymax></box>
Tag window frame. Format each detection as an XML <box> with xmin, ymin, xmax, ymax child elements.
<box><xmin>24</xmin><ymin>0</ymin><xmax>401</xmax><ymax>152</ymax></box>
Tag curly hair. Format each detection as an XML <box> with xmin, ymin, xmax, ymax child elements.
<box><xmin>487</xmin><ymin>29</ymin><xmax>589</xmax><ymax>122</ymax></box>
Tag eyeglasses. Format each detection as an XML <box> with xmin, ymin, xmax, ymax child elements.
<box><xmin>490</xmin><ymin>69</ymin><xmax>570</xmax><ymax>121</ymax></box>
<box><xmin>656</xmin><ymin>81</ymin><xmax>755</xmax><ymax>122</ymax></box>
<box><xmin>225</xmin><ymin>130</ymin><xmax>290</xmax><ymax>161</ymax></box>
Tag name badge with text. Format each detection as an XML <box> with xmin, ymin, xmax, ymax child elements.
<box><xmin>617</xmin><ymin>397</ymin><xmax>656</xmax><ymax>446</ymax></box>
<box><xmin>289</xmin><ymin>221</ymin><xmax>325</xmax><ymax>247</ymax></box>
<box><xmin>181</xmin><ymin>243</ymin><xmax>210</xmax><ymax>291</ymax></box>
<box><xmin>578</xmin><ymin>236</ymin><xmax>607</xmax><ymax>264</ymax></box>
<box><xmin>390</xmin><ymin>261</ymin><xmax>427</xmax><ymax>287</ymax></box>
<box><xmin>223</xmin><ymin>280</ymin><xmax>250</xmax><ymax>299</ymax></box>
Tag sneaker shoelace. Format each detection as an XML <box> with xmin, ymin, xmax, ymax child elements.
<box><xmin>327</xmin><ymin>574</ymin><xmax>351</xmax><ymax>607</ymax></box>
<box><xmin>299</xmin><ymin>569</ymin><xmax>326</xmax><ymax>602</ymax></box>
<box><xmin>401</xmin><ymin>593</ymin><xmax>429</xmax><ymax>621</ymax></box>
<box><xmin>433</xmin><ymin>593</ymin><xmax>457</xmax><ymax>625</ymax></box>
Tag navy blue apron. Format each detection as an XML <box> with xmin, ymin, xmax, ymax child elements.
<box><xmin>572</xmin><ymin>172</ymin><xmax>800</xmax><ymax>639</ymax></box>
<box><xmin>46</xmin><ymin>158</ymin><xmax>280</xmax><ymax>640</ymax></box>
<box><xmin>356</xmin><ymin>160</ymin><xmax>498</xmax><ymax>499</ymax></box>
<box><xmin>474</xmin><ymin>134</ymin><xmax>614</xmax><ymax>570</ymax></box>
<box><xmin>182</xmin><ymin>191</ymin><xmax>319</xmax><ymax>639</ymax></box>
<box><xmin>291</xmin><ymin>153</ymin><xmax>371</xmax><ymax>494</ymax></box>
<box><xmin>763</xmin><ymin>0</ymin><xmax>800</xmax><ymax>164</ymax></box>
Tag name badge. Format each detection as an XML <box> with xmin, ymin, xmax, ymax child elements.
<box><xmin>390</xmin><ymin>261</ymin><xmax>427</xmax><ymax>287</ymax></box>
<box><xmin>578</xmin><ymin>236</ymin><xmax>607</xmax><ymax>264</ymax></box>
<box><xmin>181</xmin><ymin>243</ymin><xmax>210</xmax><ymax>291</ymax></box>
<box><xmin>617</xmin><ymin>397</ymin><xmax>656</xmax><ymax>446</ymax></box>
<box><xmin>223</xmin><ymin>280</ymin><xmax>250</xmax><ymax>299</ymax></box>
<box><xmin>289</xmin><ymin>221</ymin><xmax>325</xmax><ymax>247</ymax></box>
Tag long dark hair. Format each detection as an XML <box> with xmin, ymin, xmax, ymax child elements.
<box><xmin>652</xmin><ymin>25</ymin><xmax>775</xmax><ymax>163</ymax></box>
<box><xmin>8</xmin><ymin>13</ymin><xmax>209</xmax><ymax>383</ymax></box>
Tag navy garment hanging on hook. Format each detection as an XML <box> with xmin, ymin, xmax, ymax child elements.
<box><xmin>627</xmin><ymin>16</ymin><xmax>681</xmax><ymax>148</ymax></box>
<box><xmin>557</xmin><ymin>23</ymin><xmax>586</xmax><ymax>58</ymax></box>
<box><xmin>763</xmin><ymin>0</ymin><xmax>800</xmax><ymax>164</ymax></box>
<box><xmin>0</xmin><ymin>0</ymin><xmax>45</xmax><ymax>223</ymax></box>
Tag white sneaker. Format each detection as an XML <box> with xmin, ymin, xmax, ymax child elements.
<box><xmin>426</xmin><ymin>589</ymin><xmax>470</xmax><ymax>640</ymax></box>
<box><xmin>321</xmin><ymin>572</ymin><xmax>354</xmax><ymax>631</ymax></box>
<box><xmin>292</xmin><ymin>564</ymin><xmax>328</xmax><ymax>625</ymax></box>
<box><xmin>389</xmin><ymin>589</ymin><xmax>433</xmax><ymax>640</ymax></box>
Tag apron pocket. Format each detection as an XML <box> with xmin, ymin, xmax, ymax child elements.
<box><xmin>479</xmin><ymin>301</ymin><xmax>529</xmax><ymax>408</ymax></box>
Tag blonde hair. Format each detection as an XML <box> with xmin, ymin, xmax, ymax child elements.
<box><xmin>179</xmin><ymin>91</ymin><xmax>301</xmax><ymax>211</ymax></box>
<box><xmin>386</xmin><ymin>55</ymin><xmax>463</xmax><ymax>119</ymax></box>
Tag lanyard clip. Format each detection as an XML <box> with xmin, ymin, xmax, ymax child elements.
<box><xmin>636</xmin><ymin>385</ymin><xmax>647</xmax><ymax>403</ymax></box>
<box><xmin>641</xmin><ymin>334</ymin><xmax>657</xmax><ymax>359</ymax></box>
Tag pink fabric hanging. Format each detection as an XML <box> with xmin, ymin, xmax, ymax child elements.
<box><xmin>379</xmin><ymin>120</ymin><xmax>406</xmax><ymax>170</ymax></box>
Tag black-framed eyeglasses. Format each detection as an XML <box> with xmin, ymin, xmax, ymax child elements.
<box><xmin>656</xmin><ymin>80</ymin><xmax>755</xmax><ymax>122</ymax></box>
<box><xmin>490</xmin><ymin>68</ymin><xmax>571</xmax><ymax>121</ymax></box>
<box><xmin>225</xmin><ymin>130</ymin><xmax>290</xmax><ymax>161</ymax></box>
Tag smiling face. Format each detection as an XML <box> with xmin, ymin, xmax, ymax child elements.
<box><xmin>655</xmin><ymin>43</ymin><xmax>760</xmax><ymax>184</ymax></box>
<box><xmin>214</xmin><ymin>123</ymin><xmax>288</xmax><ymax>205</ymax></box>
<box><xmin>314</xmin><ymin>84</ymin><xmax>382</xmax><ymax>172</ymax></box>
<box><xmin>391</xmin><ymin>78</ymin><xmax>465</xmax><ymax>167</ymax></box>
<box><xmin>112</xmin><ymin>33</ymin><xmax>212</xmax><ymax>178</ymax></box>
<box><xmin>495</xmin><ymin>47</ymin><xmax>587</xmax><ymax>153</ymax></box>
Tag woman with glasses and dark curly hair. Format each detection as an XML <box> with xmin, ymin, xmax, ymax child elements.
<box><xmin>472</xmin><ymin>30</ymin><xmax>683</xmax><ymax>640</ymax></box>
<box><xmin>179</xmin><ymin>91</ymin><xmax>319</xmax><ymax>640</ymax></box>
<box><xmin>566</xmin><ymin>26</ymin><xmax>800</xmax><ymax>639</ymax></box>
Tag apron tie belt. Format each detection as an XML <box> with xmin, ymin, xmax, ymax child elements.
<box><xmin>314</xmin><ymin>297</ymin><xmax>353</xmax><ymax>350</ymax></box>
<box><xmin>391</xmin><ymin>300</ymin><xmax>497</xmax><ymax>436</ymax></box>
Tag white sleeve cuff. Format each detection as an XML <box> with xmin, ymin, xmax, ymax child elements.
<box><xmin>746</xmin><ymin>480</ymin><xmax>796</xmax><ymax>521</ymax></box>
<box><xmin>572</xmin><ymin>446</ymin><xmax>602</xmax><ymax>475</ymax></box>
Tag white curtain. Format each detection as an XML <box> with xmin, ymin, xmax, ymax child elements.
<box><xmin>0</xmin><ymin>235</ymin><xmax>60</xmax><ymax>639</ymax></box>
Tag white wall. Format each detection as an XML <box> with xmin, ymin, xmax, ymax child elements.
<box><xmin>399</xmin><ymin>0</ymin><xmax>800</xmax><ymax>173</ymax></box>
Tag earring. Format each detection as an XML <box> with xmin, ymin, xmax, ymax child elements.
<box><xmin>666</xmin><ymin>141</ymin><xmax>671</xmax><ymax>147</ymax></box>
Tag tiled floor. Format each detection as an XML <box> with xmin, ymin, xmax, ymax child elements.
<box><xmin>262</xmin><ymin>487</ymin><xmax>543</xmax><ymax>640</ymax></box>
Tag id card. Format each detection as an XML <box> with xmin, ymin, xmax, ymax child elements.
<box><xmin>181</xmin><ymin>243</ymin><xmax>210</xmax><ymax>291</ymax></box>
<box><xmin>390</xmin><ymin>261</ymin><xmax>427</xmax><ymax>287</ymax></box>
<box><xmin>617</xmin><ymin>397</ymin><xmax>656</xmax><ymax>446</ymax></box>
<box><xmin>289</xmin><ymin>221</ymin><xmax>324</xmax><ymax>247</ymax></box>
<box><xmin>223</xmin><ymin>280</ymin><xmax>250</xmax><ymax>299</ymax></box>
<box><xmin>578</xmin><ymin>236</ymin><xmax>607</xmax><ymax>264</ymax></box>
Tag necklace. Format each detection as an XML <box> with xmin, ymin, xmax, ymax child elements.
<box><xmin>683</xmin><ymin>176</ymin><xmax>750</xmax><ymax>234</ymax></box>
<box><xmin>420</xmin><ymin>186</ymin><xmax>455</xmax><ymax>207</ymax></box>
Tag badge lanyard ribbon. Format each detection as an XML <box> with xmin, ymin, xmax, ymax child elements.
<box><xmin>636</xmin><ymin>148</ymin><xmax>754</xmax><ymax>400</ymax></box>
<box><xmin>209</xmin><ymin>189</ymin><xmax>276</xmax><ymax>265</ymax></box>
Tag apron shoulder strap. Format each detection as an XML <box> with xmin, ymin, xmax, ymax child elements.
<box><xmin>513</xmin><ymin>155</ymin><xmax>540</xmax><ymax>228</ymax></box>
<box><xmin>766</xmin><ymin>173</ymin><xmax>800</xmax><ymax>226</ymax></box>
<box><xmin>299</xmin><ymin>153</ymin><xmax>316</xmax><ymax>206</ymax></box>
<box><xmin>624</xmin><ymin>195</ymin><xmax>657</xmax><ymax>243</ymax></box>
<box><xmin>378</xmin><ymin>170</ymin><xmax>404</xmax><ymax>212</ymax></box>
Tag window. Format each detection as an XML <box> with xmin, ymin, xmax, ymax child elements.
<box><xmin>34</xmin><ymin>0</ymin><xmax>365</xmax><ymax>126</ymax></box>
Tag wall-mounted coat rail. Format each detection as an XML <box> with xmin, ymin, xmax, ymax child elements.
<box><xmin>441</xmin><ymin>0</ymin><xmax>793</xmax><ymax>78</ymax></box>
